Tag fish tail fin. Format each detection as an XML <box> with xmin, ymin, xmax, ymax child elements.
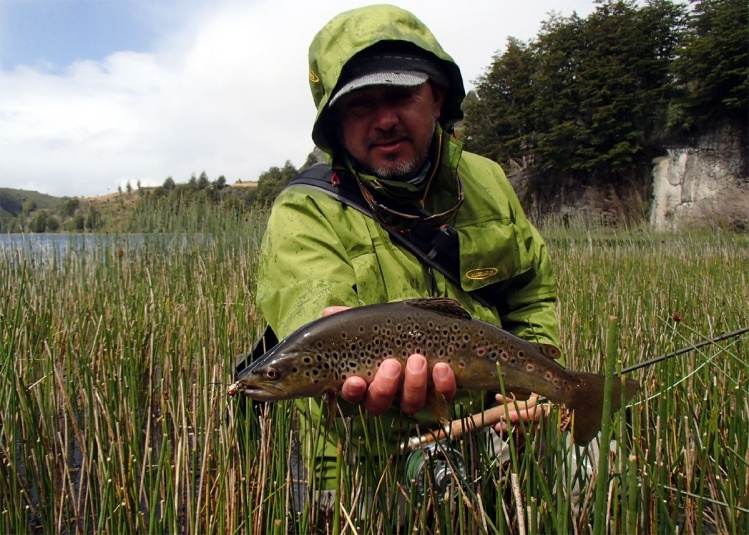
<box><xmin>566</xmin><ymin>373</ymin><xmax>640</xmax><ymax>445</ymax></box>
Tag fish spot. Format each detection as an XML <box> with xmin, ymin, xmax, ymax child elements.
<box><xmin>565</xmin><ymin>385</ymin><xmax>573</xmax><ymax>392</ymax></box>
<box><xmin>342</xmin><ymin>373</ymin><xmax>347</xmax><ymax>380</ymax></box>
<box><xmin>526</xmin><ymin>364</ymin><xmax>534</xmax><ymax>371</ymax></box>
<box><xmin>518</xmin><ymin>350</ymin><xmax>525</xmax><ymax>359</ymax></box>
<box><xmin>477</xmin><ymin>348</ymin><xmax>486</xmax><ymax>356</ymax></box>
<box><xmin>500</xmin><ymin>352</ymin><xmax>508</xmax><ymax>361</ymax></box>
<box><xmin>458</xmin><ymin>360</ymin><xmax>466</xmax><ymax>368</ymax></box>
<box><xmin>303</xmin><ymin>357</ymin><xmax>312</xmax><ymax>364</ymax></box>
<box><xmin>359</xmin><ymin>326</ymin><xmax>365</xmax><ymax>333</ymax></box>
<box><xmin>545</xmin><ymin>372</ymin><xmax>553</xmax><ymax>380</ymax></box>
<box><xmin>292</xmin><ymin>367</ymin><xmax>298</xmax><ymax>373</ymax></box>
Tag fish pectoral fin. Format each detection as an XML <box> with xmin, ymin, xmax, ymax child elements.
<box><xmin>425</xmin><ymin>389</ymin><xmax>451</xmax><ymax>423</ymax></box>
<box><xmin>323</xmin><ymin>391</ymin><xmax>338</xmax><ymax>434</ymax></box>
<box><xmin>503</xmin><ymin>389</ymin><xmax>533</xmax><ymax>402</ymax></box>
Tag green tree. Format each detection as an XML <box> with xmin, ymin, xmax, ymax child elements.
<box><xmin>213</xmin><ymin>175</ymin><xmax>227</xmax><ymax>190</ymax></box>
<box><xmin>59</xmin><ymin>198</ymin><xmax>80</xmax><ymax>218</ymax></box>
<box><xmin>463</xmin><ymin>37</ymin><xmax>538</xmax><ymax>162</ymax></box>
<box><xmin>671</xmin><ymin>0</ymin><xmax>748</xmax><ymax>130</ymax></box>
<box><xmin>255</xmin><ymin>161</ymin><xmax>298</xmax><ymax>206</ymax></box>
<box><xmin>197</xmin><ymin>172</ymin><xmax>210</xmax><ymax>190</ymax></box>
<box><xmin>29</xmin><ymin>211</ymin><xmax>48</xmax><ymax>232</ymax></box>
<box><xmin>464</xmin><ymin>0</ymin><xmax>686</xmax><ymax>187</ymax></box>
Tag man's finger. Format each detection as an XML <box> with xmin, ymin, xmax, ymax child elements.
<box><xmin>400</xmin><ymin>355</ymin><xmax>428</xmax><ymax>415</ymax></box>
<box><xmin>341</xmin><ymin>375</ymin><xmax>368</xmax><ymax>402</ymax></box>
<box><xmin>364</xmin><ymin>358</ymin><xmax>402</xmax><ymax>416</ymax></box>
<box><xmin>432</xmin><ymin>362</ymin><xmax>456</xmax><ymax>402</ymax></box>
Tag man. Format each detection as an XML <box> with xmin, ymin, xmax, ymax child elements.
<box><xmin>256</xmin><ymin>4</ymin><xmax>560</xmax><ymax>498</ymax></box>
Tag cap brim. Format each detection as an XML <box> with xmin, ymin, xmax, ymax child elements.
<box><xmin>329</xmin><ymin>71</ymin><xmax>428</xmax><ymax>106</ymax></box>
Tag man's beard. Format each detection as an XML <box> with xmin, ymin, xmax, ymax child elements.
<box><xmin>348</xmin><ymin>116</ymin><xmax>436</xmax><ymax>181</ymax></box>
<box><xmin>363</xmin><ymin>152</ymin><xmax>427</xmax><ymax>181</ymax></box>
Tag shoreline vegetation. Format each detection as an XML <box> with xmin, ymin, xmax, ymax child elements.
<box><xmin>1</xmin><ymin>212</ymin><xmax>747</xmax><ymax>533</ymax></box>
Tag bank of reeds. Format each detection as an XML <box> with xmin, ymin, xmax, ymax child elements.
<box><xmin>1</xmin><ymin>207</ymin><xmax>747</xmax><ymax>533</ymax></box>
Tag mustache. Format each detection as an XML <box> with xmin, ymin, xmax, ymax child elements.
<box><xmin>365</xmin><ymin>130</ymin><xmax>413</xmax><ymax>149</ymax></box>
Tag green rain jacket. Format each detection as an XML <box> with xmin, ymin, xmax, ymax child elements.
<box><xmin>256</xmin><ymin>5</ymin><xmax>561</xmax><ymax>486</ymax></box>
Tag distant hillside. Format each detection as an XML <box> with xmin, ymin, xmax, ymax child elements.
<box><xmin>0</xmin><ymin>188</ymin><xmax>66</xmax><ymax>231</ymax></box>
<box><xmin>0</xmin><ymin>177</ymin><xmax>261</xmax><ymax>234</ymax></box>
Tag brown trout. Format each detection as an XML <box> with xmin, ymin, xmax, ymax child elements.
<box><xmin>229</xmin><ymin>298</ymin><xmax>640</xmax><ymax>445</ymax></box>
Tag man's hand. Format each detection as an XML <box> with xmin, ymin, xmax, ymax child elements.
<box><xmin>323</xmin><ymin>306</ymin><xmax>457</xmax><ymax>415</ymax></box>
<box><xmin>492</xmin><ymin>393</ymin><xmax>550</xmax><ymax>434</ymax></box>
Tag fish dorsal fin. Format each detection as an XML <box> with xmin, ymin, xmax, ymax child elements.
<box><xmin>405</xmin><ymin>298</ymin><xmax>472</xmax><ymax>320</ymax></box>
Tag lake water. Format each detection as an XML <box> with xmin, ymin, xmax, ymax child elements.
<box><xmin>0</xmin><ymin>234</ymin><xmax>131</xmax><ymax>258</ymax></box>
<box><xmin>0</xmin><ymin>234</ymin><xmax>214</xmax><ymax>263</ymax></box>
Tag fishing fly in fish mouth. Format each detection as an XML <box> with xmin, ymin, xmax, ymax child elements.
<box><xmin>229</xmin><ymin>298</ymin><xmax>640</xmax><ymax>446</ymax></box>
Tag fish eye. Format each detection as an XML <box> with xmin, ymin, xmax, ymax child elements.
<box><xmin>264</xmin><ymin>367</ymin><xmax>280</xmax><ymax>380</ymax></box>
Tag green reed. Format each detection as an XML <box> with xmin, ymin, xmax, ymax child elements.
<box><xmin>1</xmin><ymin>211</ymin><xmax>747</xmax><ymax>533</ymax></box>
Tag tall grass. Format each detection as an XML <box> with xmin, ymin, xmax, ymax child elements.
<box><xmin>0</xmin><ymin>207</ymin><xmax>747</xmax><ymax>533</ymax></box>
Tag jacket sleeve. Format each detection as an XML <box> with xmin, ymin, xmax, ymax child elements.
<box><xmin>255</xmin><ymin>187</ymin><xmax>361</xmax><ymax>339</ymax></box>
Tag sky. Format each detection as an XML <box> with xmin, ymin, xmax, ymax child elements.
<box><xmin>0</xmin><ymin>0</ymin><xmax>600</xmax><ymax>198</ymax></box>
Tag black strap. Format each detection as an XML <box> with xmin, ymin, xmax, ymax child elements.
<box><xmin>288</xmin><ymin>163</ymin><xmax>494</xmax><ymax>309</ymax></box>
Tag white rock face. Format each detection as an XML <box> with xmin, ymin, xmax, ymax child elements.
<box><xmin>650</xmin><ymin>126</ymin><xmax>747</xmax><ymax>231</ymax></box>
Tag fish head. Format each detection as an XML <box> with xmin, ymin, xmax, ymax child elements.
<box><xmin>232</xmin><ymin>346</ymin><xmax>333</xmax><ymax>401</ymax></box>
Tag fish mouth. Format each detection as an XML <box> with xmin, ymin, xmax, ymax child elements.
<box><xmin>236</xmin><ymin>385</ymin><xmax>288</xmax><ymax>401</ymax></box>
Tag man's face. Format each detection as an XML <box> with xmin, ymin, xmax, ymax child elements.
<box><xmin>335</xmin><ymin>82</ymin><xmax>446</xmax><ymax>181</ymax></box>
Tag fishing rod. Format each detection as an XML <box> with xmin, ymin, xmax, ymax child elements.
<box><xmin>618</xmin><ymin>325</ymin><xmax>749</xmax><ymax>375</ymax></box>
<box><xmin>401</xmin><ymin>325</ymin><xmax>749</xmax><ymax>452</ymax></box>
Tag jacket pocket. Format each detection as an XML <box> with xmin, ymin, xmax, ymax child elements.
<box><xmin>456</xmin><ymin>219</ymin><xmax>534</xmax><ymax>292</ymax></box>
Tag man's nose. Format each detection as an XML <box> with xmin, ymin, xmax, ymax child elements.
<box><xmin>372</xmin><ymin>104</ymin><xmax>399</xmax><ymax>131</ymax></box>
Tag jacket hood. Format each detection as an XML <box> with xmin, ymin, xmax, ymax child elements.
<box><xmin>308</xmin><ymin>4</ymin><xmax>465</xmax><ymax>156</ymax></box>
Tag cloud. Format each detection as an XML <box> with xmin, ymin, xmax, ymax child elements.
<box><xmin>0</xmin><ymin>0</ymin><xmax>597</xmax><ymax>197</ymax></box>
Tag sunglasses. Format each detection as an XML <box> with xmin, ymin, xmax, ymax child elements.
<box><xmin>355</xmin><ymin>172</ymin><xmax>464</xmax><ymax>233</ymax></box>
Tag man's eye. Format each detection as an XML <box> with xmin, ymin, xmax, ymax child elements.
<box><xmin>345</xmin><ymin>99</ymin><xmax>373</xmax><ymax>113</ymax></box>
